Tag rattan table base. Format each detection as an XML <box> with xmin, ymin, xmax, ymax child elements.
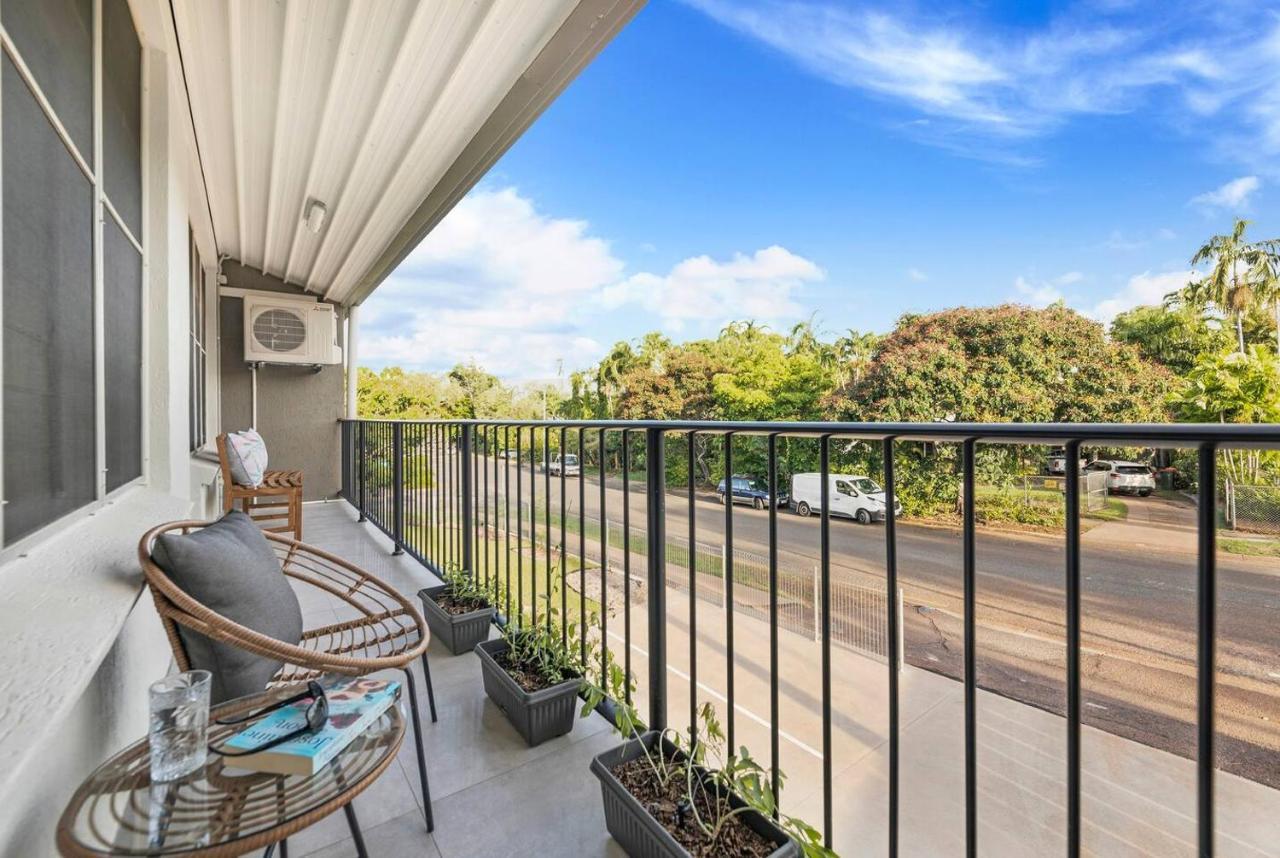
<box><xmin>56</xmin><ymin>684</ymin><xmax>405</xmax><ymax>858</ymax></box>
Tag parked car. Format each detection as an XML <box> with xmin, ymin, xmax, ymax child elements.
<box><xmin>715</xmin><ymin>474</ymin><xmax>787</xmax><ymax>509</ymax></box>
<box><xmin>1085</xmin><ymin>460</ymin><xmax>1155</xmax><ymax>496</ymax></box>
<box><xmin>547</xmin><ymin>453</ymin><xmax>580</xmax><ymax>477</ymax></box>
<box><xmin>789</xmin><ymin>473</ymin><xmax>902</xmax><ymax>524</ymax></box>
<box><xmin>501</xmin><ymin>448</ymin><xmax>521</xmax><ymax>460</ymax></box>
<box><xmin>1045</xmin><ymin>447</ymin><xmax>1087</xmax><ymax>475</ymax></box>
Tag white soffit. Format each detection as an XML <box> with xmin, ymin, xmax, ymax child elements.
<box><xmin>172</xmin><ymin>0</ymin><xmax>643</xmax><ymax>305</ymax></box>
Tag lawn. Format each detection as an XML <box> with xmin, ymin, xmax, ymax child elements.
<box><xmin>1219</xmin><ymin>537</ymin><xmax>1280</xmax><ymax>558</ymax></box>
<box><xmin>408</xmin><ymin>523</ymin><xmax>602</xmax><ymax>635</ymax></box>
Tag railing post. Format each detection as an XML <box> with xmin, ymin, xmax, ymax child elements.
<box><xmin>1197</xmin><ymin>443</ymin><xmax>1217</xmax><ymax>858</ymax></box>
<box><xmin>461</xmin><ymin>423</ymin><xmax>474</xmax><ymax>575</ymax></box>
<box><xmin>356</xmin><ymin>420</ymin><xmax>367</xmax><ymax>522</ymax></box>
<box><xmin>645</xmin><ymin>427</ymin><xmax>667</xmax><ymax>731</ymax></box>
<box><xmin>391</xmin><ymin>422</ymin><xmax>404</xmax><ymax>555</ymax></box>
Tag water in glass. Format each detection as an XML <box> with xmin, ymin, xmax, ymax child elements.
<box><xmin>148</xmin><ymin>670</ymin><xmax>211</xmax><ymax>782</ymax></box>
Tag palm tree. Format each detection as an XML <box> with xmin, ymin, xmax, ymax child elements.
<box><xmin>1248</xmin><ymin>237</ymin><xmax>1280</xmax><ymax>356</ymax></box>
<box><xmin>834</xmin><ymin>330</ymin><xmax>880</xmax><ymax>388</ymax></box>
<box><xmin>1186</xmin><ymin>218</ymin><xmax>1271</xmax><ymax>353</ymax></box>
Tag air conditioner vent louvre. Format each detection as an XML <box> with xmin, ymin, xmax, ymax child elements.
<box><xmin>252</xmin><ymin>308</ymin><xmax>307</xmax><ymax>353</ymax></box>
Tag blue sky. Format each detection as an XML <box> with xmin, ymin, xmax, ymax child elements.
<box><xmin>361</xmin><ymin>0</ymin><xmax>1280</xmax><ymax>381</ymax></box>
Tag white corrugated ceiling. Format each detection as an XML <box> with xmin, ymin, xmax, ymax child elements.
<box><xmin>172</xmin><ymin>0</ymin><xmax>631</xmax><ymax>305</ymax></box>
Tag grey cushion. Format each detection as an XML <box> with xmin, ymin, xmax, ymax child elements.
<box><xmin>152</xmin><ymin>511</ymin><xmax>303</xmax><ymax>704</ymax></box>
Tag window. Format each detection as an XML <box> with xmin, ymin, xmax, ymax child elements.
<box><xmin>1</xmin><ymin>0</ymin><xmax>143</xmax><ymax>546</ymax></box>
<box><xmin>2</xmin><ymin>54</ymin><xmax>96</xmax><ymax>544</ymax></box>
<box><xmin>835</xmin><ymin>480</ymin><xmax>855</xmax><ymax>497</ymax></box>
<box><xmin>189</xmin><ymin>230</ymin><xmax>207</xmax><ymax>452</ymax></box>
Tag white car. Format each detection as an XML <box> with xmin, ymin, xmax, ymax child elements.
<box><xmin>547</xmin><ymin>454</ymin><xmax>581</xmax><ymax>477</ymax></box>
<box><xmin>1085</xmin><ymin>460</ymin><xmax>1155</xmax><ymax>496</ymax></box>
<box><xmin>789</xmin><ymin>472</ymin><xmax>902</xmax><ymax>524</ymax></box>
<box><xmin>1045</xmin><ymin>448</ymin><xmax>1086</xmax><ymax>475</ymax></box>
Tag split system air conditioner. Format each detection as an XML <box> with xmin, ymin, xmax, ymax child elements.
<box><xmin>243</xmin><ymin>294</ymin><xmax>343</xmax><ymax>366</ymax></box>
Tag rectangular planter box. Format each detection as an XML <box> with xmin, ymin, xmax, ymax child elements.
<box><xmin>590</xmin><ymin>732</ymin><xmax>799</xmax><ymax>858</ymax></box>
<box><xmin>474</xmin><ymin>638</ymin><xmax>582</xmax><ymax>747</ymax></box>
<box><xmin>419</xmin><ymin>584</ymin><xmax>495</xmax><ymax>656</ymax></box>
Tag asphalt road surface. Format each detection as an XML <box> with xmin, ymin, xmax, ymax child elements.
<box><xmin>482</xmin><ymin>454</ymin><xmax>1280</xmax><ymax>788</ymax></box>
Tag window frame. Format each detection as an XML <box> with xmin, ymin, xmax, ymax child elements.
<box><xmin>189</xmin><ymin>227</ymin><xmax>206</xmax><ymax>452</ymax></box>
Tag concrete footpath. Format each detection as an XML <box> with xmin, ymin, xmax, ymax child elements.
<box><xmin>611</xmin><ymin>579</ymin><xmax>1280</xmax><ymax>858</ymax></box>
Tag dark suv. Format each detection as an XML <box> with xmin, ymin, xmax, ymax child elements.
<box><xmin>715</xmin><ymin>474</ymin><xmax>788</xmax><ymax>510</ymax></box>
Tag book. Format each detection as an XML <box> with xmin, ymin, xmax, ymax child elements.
<box><xmin>220</xmin><ymin>676</ymin><xmax>401</xmax><ymax>776</ymax></box>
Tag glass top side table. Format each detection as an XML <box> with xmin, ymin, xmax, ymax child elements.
<box><xmin>56</xmin><ymin>684</ymin><xmax>405</xmax><ymax>858</ymax></box>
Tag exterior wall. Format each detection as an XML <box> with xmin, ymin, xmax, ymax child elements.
<box><xmin>0</xmin><ymin>597</ymin><xmax>172</xmax><ymax>858</ymax></box>
<box><xmin>219</xmin><ymin>261</ymin><xmax>346</xmax><ymax>500</ymax></box>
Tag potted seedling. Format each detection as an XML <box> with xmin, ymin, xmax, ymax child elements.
<box><xmin>474</xmin><ymin>618</ymin><xmax>587</xmax><ymax>747</ymax></box>
<box><xmin>589</xmin><ymin>700</ymin><xmax>832</xmax><ymax>858</ymax></box>
<box><xmin>418</xmin><ymin>565</ymin><xmax>496</xmax><ymax>656</ymax></box>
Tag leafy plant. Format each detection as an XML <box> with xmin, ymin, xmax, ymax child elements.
<box><xmin>603</xmin><ymin>699</ymin><xmax>834</xmax><ymax>858</ymax></box>
<box><xmin>440</xmin><ymin>563</ymin><xmax>490</xmax><ymax>609</ymax></box>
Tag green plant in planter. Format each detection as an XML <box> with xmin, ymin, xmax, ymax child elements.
<box><xmin>603</xmin><ymin>700</ymin><xmax>833</xmax><ymax>858</ymax></box>
<box><xmin>498</xmin><ymin>618</ymin><xmax>583</xmax><ymax>685</ymax></box>
<box><xmin>440</xmin><ymin>562</ymin><xmax>490</xmax><ymax>609</ymax></box>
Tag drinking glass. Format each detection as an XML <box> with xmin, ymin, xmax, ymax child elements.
<box><xmin>148</xmin><ymin>670</ymin><xmax>211</xmax><ymax>782</ymax></box>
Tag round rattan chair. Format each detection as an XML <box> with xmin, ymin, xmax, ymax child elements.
<box><xmin>139</xmin><ymin>520</ymin><xmax>439</xmax><ymax>832</ymax></box>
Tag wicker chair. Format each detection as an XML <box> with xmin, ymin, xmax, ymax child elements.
<box><xmin>139</xmin><ymin>520</ymin><xmax>440</xmax><ymax>831</ymax></box>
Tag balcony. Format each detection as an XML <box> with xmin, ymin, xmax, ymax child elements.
<box><xmin>308</xmin><ymin>418</ymin><xmax>1280</xmax><ymax>857</ymax></box>
<box><xmin>271</xmin><ymin>502</ymin><xmax>623</xmax><ymax>857</ymax></box>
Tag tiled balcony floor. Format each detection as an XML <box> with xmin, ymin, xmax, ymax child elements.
<box><xmin>291</xmin><ymin>501</ymin><xmax>626</xmax><ymax>858</ymax></box>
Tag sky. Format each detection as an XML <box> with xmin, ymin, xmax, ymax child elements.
<box><xmin>360</xmin><ymin>0</ymin><xmax>1280</xmax><ymax>383</ymax></box>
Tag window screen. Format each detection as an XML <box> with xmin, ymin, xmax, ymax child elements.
<box><xmin>2</xmin><ymin>55</ymin><xmax>96</xmax><ymax>544</ymax></box>
<box><xmin>105</xmin><ymin>216</ymin><xmax>142</xmax><ymax>491</ymax></box>
<box><xmin>102</xmin><ymin>0</ymin><xmax>142</xmax><ymax>236</ymax></box>
<box><xmin>1</xmin><ymin>0</ymin><xmax>93</xmax><ymax>162</ymax></box>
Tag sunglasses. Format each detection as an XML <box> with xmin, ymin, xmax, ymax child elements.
<box><xmin>210</xmin><ymin>681</ymin><xmax>329</xmax><ymax>757</ymax></box>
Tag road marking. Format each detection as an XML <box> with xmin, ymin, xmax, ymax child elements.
<box><xmin>1085</xmin><ymin>702</ymin><xmax>1108</xmax><ymax>710</ymax></box>
<box><xmin>1269</xmin><ymin>672</ymin><xmax>1280</xmax><ymax>680</ymax></box>
<box><xmin>606</xmin><ymin>629</ymin><xmax>825</xmax><ymax>760</ymax></box>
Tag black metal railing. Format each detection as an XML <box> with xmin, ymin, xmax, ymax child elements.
<box><xmin>340</xmin><ymin>418</ymin><xmax>1280</xmax><ymax>857</ymax></box>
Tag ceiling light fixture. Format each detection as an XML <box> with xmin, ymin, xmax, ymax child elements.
<box><xmin>304</xmin><ymin>198</ymin><xmax>327</xmax><ymax>234</ymax></box>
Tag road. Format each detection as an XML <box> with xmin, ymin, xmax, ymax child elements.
<box><xmin>478</xmin><ymin>454</ymin><xmax>1280</xmax><ymax>788</ymax></box>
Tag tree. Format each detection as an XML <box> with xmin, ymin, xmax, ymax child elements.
<box><xmin>1171</xmin><ymin>345</ymin><xmax>1280</xmax><ymax>483</ymax></box>
<box><xmin>447</xmin><ymin>363</ymin><xmax>500</xmax><ymax>417</ymax></box>
<box><xmin>1110</xmin><ymin>304</ymin><xmax>1231</xmax><ymax>376</ymax></box>
<box><xmin>1180</xmin><ymin>218</ymin><xmax>1275</xmax><ymax>353</ymax></box>
<box><xmin>844</xmin><ymin>304</ymin><xmax>1176</xmax><ymax>424</ymax></box>
<box><xmin>832</xmin><ymin>330</ymin><xmax>880</xmax><ymax>389</ymax></box>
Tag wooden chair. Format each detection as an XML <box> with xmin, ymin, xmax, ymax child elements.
<box><xmin>139</xmin><ymin>521</ymin><xmax>440</xmax><ymax>831</ymax></box>
<box><xmin>216</xmin><ymin>432</ymin><xmax>304</xmax><ymax>540</ymax></box>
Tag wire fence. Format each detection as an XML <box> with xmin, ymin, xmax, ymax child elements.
<box><xmin>1013</xmin><ymin>473</ymin><xmax>1107</xmax><ymax>511</ymax></box>
<box><xmin>1223</xmin><ymin>482</ymin><xmax>1280</xmax><ymax>535</ymax></box>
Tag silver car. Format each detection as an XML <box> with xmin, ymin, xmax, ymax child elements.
<box><xmin>547</xmin><ymin>454</ymin><xmax>581</xmax><ymax>477</ymax></box>
<box><xmin>1085</xmin><ymin>460</ymin><xmax>1155</xmax><ymax>496</ymax></box>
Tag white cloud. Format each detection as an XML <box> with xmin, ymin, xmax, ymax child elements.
<box><xmin>907</xmin><ymin>267</ymin><xmax>928</xmax><ymax>282</ymax></box>
<box><xmin>682</xmin><ymin>1</ymin><xmax>1280</xmax><ymax>166</ymax></box>
<box><xmin>1101</xmin><ymin>227</ymin><xmax>1176</xmax><ymax>250</ymax></box>
<box><xmin>361</xmin><ymin>187</ymin><xmax>822</xmax><ymax>380</ymax></box>
<box><xmin>1189</xmin><ymin>175</ymin><xmax>1260</xmax><ymax>210</ymax></box>
<box><xmin>602</xmin><ymin>245</ymin><xmax>823</xmax><ymax>326</ymax></box>
<box><xmin>1090</xmin><ymin>269</ymin><xmax>1195</xmax><ymax>324</ymax></box>
<box><xmin>1014</xmin><ymin>271</ymin><xmax>1083</xmax><ymax>307</ymax></box>
<box><xmin>361</xmin><ymin>187</ymin><xmax>623</xmax><ymax>380</ymax></box>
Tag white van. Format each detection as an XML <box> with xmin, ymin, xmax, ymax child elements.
<box><xmin>789</xmin><ymin>473</ymin><xmax>902</xmax><ymax>524</ymax></box>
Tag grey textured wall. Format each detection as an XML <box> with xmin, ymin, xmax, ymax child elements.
<box><xmin>219</xmin><ymin>261</ymin><xmax>345</xmax><ymax>500</ymax></box>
